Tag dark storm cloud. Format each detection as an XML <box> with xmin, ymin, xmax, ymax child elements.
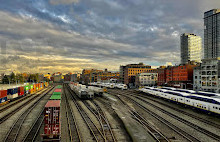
<box><xmin>0</xmin><ymin>0</ymin><xmax>220</xmax><ymax>73</ymax></box>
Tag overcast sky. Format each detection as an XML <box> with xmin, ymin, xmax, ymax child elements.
<box><xmin>0</xmin><ymin>0</ymin><xmax>219</xmax><ymax>74</ymax></box>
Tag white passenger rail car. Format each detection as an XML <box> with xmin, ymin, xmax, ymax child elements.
<box><xmin>139</xmin><ymin>87</ymin><xmax>220</xmax><ymax>115</ymax></box>
<box><xmin>69</xmin><ymin>82</ymin><xmax>94</xmax><ymax>99</ymax></box>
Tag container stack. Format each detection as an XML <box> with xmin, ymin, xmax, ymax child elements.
<box><xmin>41</xmin><ymin>85</ymin><xmax>62</xmax><ymax>141</ymax></box>
<box><xmin>50</xmin><ymin>89</ymin><xmax>62</xmax><ymax>100</ymax></box>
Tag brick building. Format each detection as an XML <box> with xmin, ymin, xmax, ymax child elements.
<box><xmin>158</xmin><ymin>63</ymin><xmax>198</xmax><ymax>89</ymax></box>
<box><xmin>157</xmin><ymin>66</ymin><xmax>166</xmax><ymax>86</ymax></box>
<box><xmin>119</xmin><ymin>63</ymin><xmax>156</xmax><ymax>87</ymax></box>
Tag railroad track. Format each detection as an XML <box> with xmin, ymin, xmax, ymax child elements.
<box><xmin>0</xmin><ymin>87</ymin><xmax>52</xmax><ymax>124</ymax></box>
<box><xmin>111</xmin><ymin>93</ymin><xmax>170</xmax><ymax>142</ymax></box>
<box><xmin>108</xmin><ymin>90</ymin><xmax>201</xmax><ymax>142</ymax></box>
<box><xmin>63</xmin><ymin>85</ymin><xmax>82</xmax><ymax>142</ymax></box>
<box><xmin>22</xmin><ymin>109</ymin><xmax>44</xmax><ymax>142</ymax></box>
<box><xmin>3</xmin><ymin>87</ymin><xmax>54</xmax><ymax>142</ymax></box>
<box><xmin>82</xmin><ymin>100</ymin><xmax>116</xmax><ymax>142</ymax></box>
<box><xmin>65</xmin><ymin>84</ymin><xmax>105</xmax><ymax>142</ymax></box>
<box><xmin>91</xmin><ymin>100</ymin><xmax>117</xmax><ymax>142</ymax></box>
<box><xmin>124</xmin><ymin>89</ymin><xmax>220</xmax><ymax>129</ymax></box>
<box><xmin>129</xmin><ymin>92</ymin><xmax>220</xmax><ymax>129</ymax></box>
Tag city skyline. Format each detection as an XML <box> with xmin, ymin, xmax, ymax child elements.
<box><xmin>0</xmin><ymin>0</ymin><xmax>220</xmax><ymax>73</ymax></box>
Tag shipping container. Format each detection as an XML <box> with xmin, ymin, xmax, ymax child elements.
<box><xmin>0</xmin><ymin>97</ymin><xmax>8</xmax><ymax>105</ymax></box>
<box><xmin>42</xmin><ymin>124</ymin><xmax>60</xmax><ymax>141</ymax></box>
<box><xmin>0</xmin><ymin>90</ymin><xmax>7</xmax><ymax>98</ymax></box>
<box><xmin>7</xmin><ymin>88</ymin><xmax>18</xmax><ymax>100</ymax></box>
<box><xmin>54</xmin><ymin>89</ymin><xmax>62</xmax><ymax>92</ymax></box>
<box><xmin>18</xmin><ymin>87</ymin><xmax>24</xmax><ymax>96</ymax></box>
<box><xmin>53</xmin><ymin>92</ymin><xmax>61</xmax><ymax>95</ymax></box>
<box><xmin>50</xmin><ymin>95</ymin><xmax>61</xmax><ymax>100</ymax></box>
<box><xmin>33</xmin><ymin>84</ymin><xmax>37</xmax><ymax>92</ymax></box>
<box><xmin>44</xmin><ymin>100</ymin><xmax>60</xmax><ymax>124</ymax></box>
<box><xmin>24</xmin><ymin>85</ymin><xmax>29</xmax><ymax>94</ymax></box>
<box><xmin>56</xmin><ymin>85</ymin><xmax>62</xmax><ymax>89</ymax></box>
<box><xmin>0</xmin><ymin>97</ymin><xmax>8</xmax><ymax>103</ymax></box>
<box><xmin>44</xmin><ymin>124</ymin><xmax>60</xmax><ymax>135</ymax></box>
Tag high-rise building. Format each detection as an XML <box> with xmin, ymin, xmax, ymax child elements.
<box><xmin>180</xmin><ymin>33</ymin><xmax>202</xmax><ymax>64</ymax></box>
<box><xmin>193</xmin><ymin>9</ymin><xmax>220</xmax><ymax>93</ymax></box>
<box><xmin>204</xmin><ymin>9</ymin><xmax>220</xmax><ymax>59</ymax></box>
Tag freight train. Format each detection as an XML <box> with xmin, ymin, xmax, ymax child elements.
<box><xmin>69</xmin><ymin>82</ymin><xmax>94</xmax><ymax>99</ymax></box>
<box><xmin>139</xmin><ymin>87</ymin><xmax>220</xmax><ymax>115</ymax></box>
<box><xmin>0</xmin><ymin>82</ymin><xmax>49</xmax><ymax>106</ymax></box>
<box><xmin>41</xmin><ymin>85</ymin><xmax>62</xmax><ymax>142</ymax></box>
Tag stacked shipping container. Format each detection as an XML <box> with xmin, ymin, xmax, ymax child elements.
<box><xmin>0</xmin><ymin>82</ymin><xmax>50</xmax><ymax>106</ymax></box>
<box><xmin>42</xmin><ymin>85</ymin><xmax>62</xmax><ymax>141</ymax></box>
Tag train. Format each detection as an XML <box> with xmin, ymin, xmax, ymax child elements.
<box><xmin>89</xmin><ymin>82</ymin><xmax>128</xmax><ymax>90</ymax></box>
<box><xmin>0</xmin><ymin>82</ymin><xmax>49</xmax><ymax>106</ymax></box>
<box><xmin>139</xmin><ymin>86</ymin><xmax>220</xmax><ymax>115</ymax></box>
<box><xmin>88</xmin><ymin>86</ymin><xmax>104</xmax><ymax>96</ymax></box>
<box><xmin>41</xmin><ymin>85</ymin><xmax>62</xmax><ymax>142</ymax></box>
<box><xmin>69</xmin><ymin>82</ymin><xmax>94</xmax><ymax>99</ymax></box>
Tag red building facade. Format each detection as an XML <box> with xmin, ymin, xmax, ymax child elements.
<box><xmin>158</xmin><ymin>64</ymin><xmax>197</xmax><ymax>89</ymax></box>
<box><xmin>157</xmin><ymin>68</ymin><xmax>166</xmax><ymax>86</ymax></box>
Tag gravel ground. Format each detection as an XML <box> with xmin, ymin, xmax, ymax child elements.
<box><xmin>95</xmin><ymin>97</ymin><xmax>132</xmax><ymax>142</ymax></box>
<box><xmin>0</xmin><ymin>87</ymin><xmax>52</xmax><ymax>141</ymax></box>
<box><xmin>61</xmin><ymin>92</ymin><xmax>70</xmax><ymax>142</ymax></box>
<box><xmin>125</xmin><ymin>94</ymin><xmax>219</xmax><ymax>142</ymax></box>
<box><xmin>78</xmin><ymin>100</ymin><xmax>102</xmax><ymax>131</ymax></box>
<box><xmin>66</xmin><ymin>92</ymin><xmax>95</xmax><ymax>142</ymax></box>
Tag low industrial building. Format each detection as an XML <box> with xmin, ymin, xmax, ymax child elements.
<box><xmin>135</xmin><ymin>73</ymin><xmax>158</xmax><ymax>87</ymax></box>
<box><xmin>200</xmin><ymin>59</ymin><xmax>220</xmax><ymax>93</ymax></box>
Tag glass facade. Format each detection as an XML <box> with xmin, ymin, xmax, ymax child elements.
<box><xmin>204</xmin><ymin>9</ymin><xmax>220</xmax><ymax>59</ymax></box>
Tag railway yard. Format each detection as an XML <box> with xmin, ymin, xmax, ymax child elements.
<box><xmin>0</xmin><ymin>84</ymin><xmax>220</xmax><ymax>142</ymax></box>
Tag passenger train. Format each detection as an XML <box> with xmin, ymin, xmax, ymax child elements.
<box><xmin>69</xmin><ymin>82</ymin><xmax>94</xmax><ymax>99</ymax></box>
<box><xmin>139</xmin><ymin>87</ymin><xmax>220</xmax><ymax>115</ymax></box>
<box><xmin>89</xmin><ymin>82</ymin><xmax>128</xmax><ymax>90</ymax></box>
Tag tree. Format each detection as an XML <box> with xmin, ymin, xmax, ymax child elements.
<box><xmin>16</xmin><ymin>74</ymin><xmax>24</xmax><ymax>83</ymax></box>
<box><xmin>10</xmin><ymin>72</ymin><xmax>15</xmax><ymax>83</ymax></box>
<box><xmin>2</xmin><ymin>75</ymin><xmax>9</xmax><ymax>84</ymax></box>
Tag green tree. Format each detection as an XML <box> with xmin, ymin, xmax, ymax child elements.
<box><xmin>16</xmin><ymin>74</ymin><xmax>24</xmax><ymax>83</ymax></box>
<box><xmin>2</xmin><ymin>75</ymin><xmax>9</xmax><ymax>84</ymax></box>
<box><xmin>35</xmin><ymin>73</ymin><xmax>39</xmax><ymax>82</ymax></box>
<box><xmin>10</xmin><ymin>72</ymin><xmax>15</xmax><ymax>83</ymax></box>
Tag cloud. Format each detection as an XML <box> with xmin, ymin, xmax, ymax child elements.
<box><xmin>49</xmin><ymin>0</ymin><xmax>79</xmax><ymax>5</ymax></box>
<box><xmin>0</xmin><ymin>0</ymin><xmax>220</xmax><ymax>74</ymax></box>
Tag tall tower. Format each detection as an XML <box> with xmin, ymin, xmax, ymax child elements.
<box><xmin>204</xmin><ymin>9</ymin><xmax>220</xmax><ymax>59</ymax></box>
<box><xmin>180</xmin><ymin>33</ymin><xmax>202</xmax><ymax>64</ymax></box>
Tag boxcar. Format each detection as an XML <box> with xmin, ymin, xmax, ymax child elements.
<box><xmin>42</xmin><ymin>100</ymin><xmax>60</xmax><ymax>141</ymax></box>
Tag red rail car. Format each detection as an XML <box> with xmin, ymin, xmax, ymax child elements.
<box><xmin>41</xmin><ymin>100</ymin><xmax>60</xmax><ymax>141</ymax></box>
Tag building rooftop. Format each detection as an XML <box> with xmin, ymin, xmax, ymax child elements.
<box><xmin>204</xmin><ymin>9</ymin><xmax>220</xmax><ymax>18</ymax></box>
